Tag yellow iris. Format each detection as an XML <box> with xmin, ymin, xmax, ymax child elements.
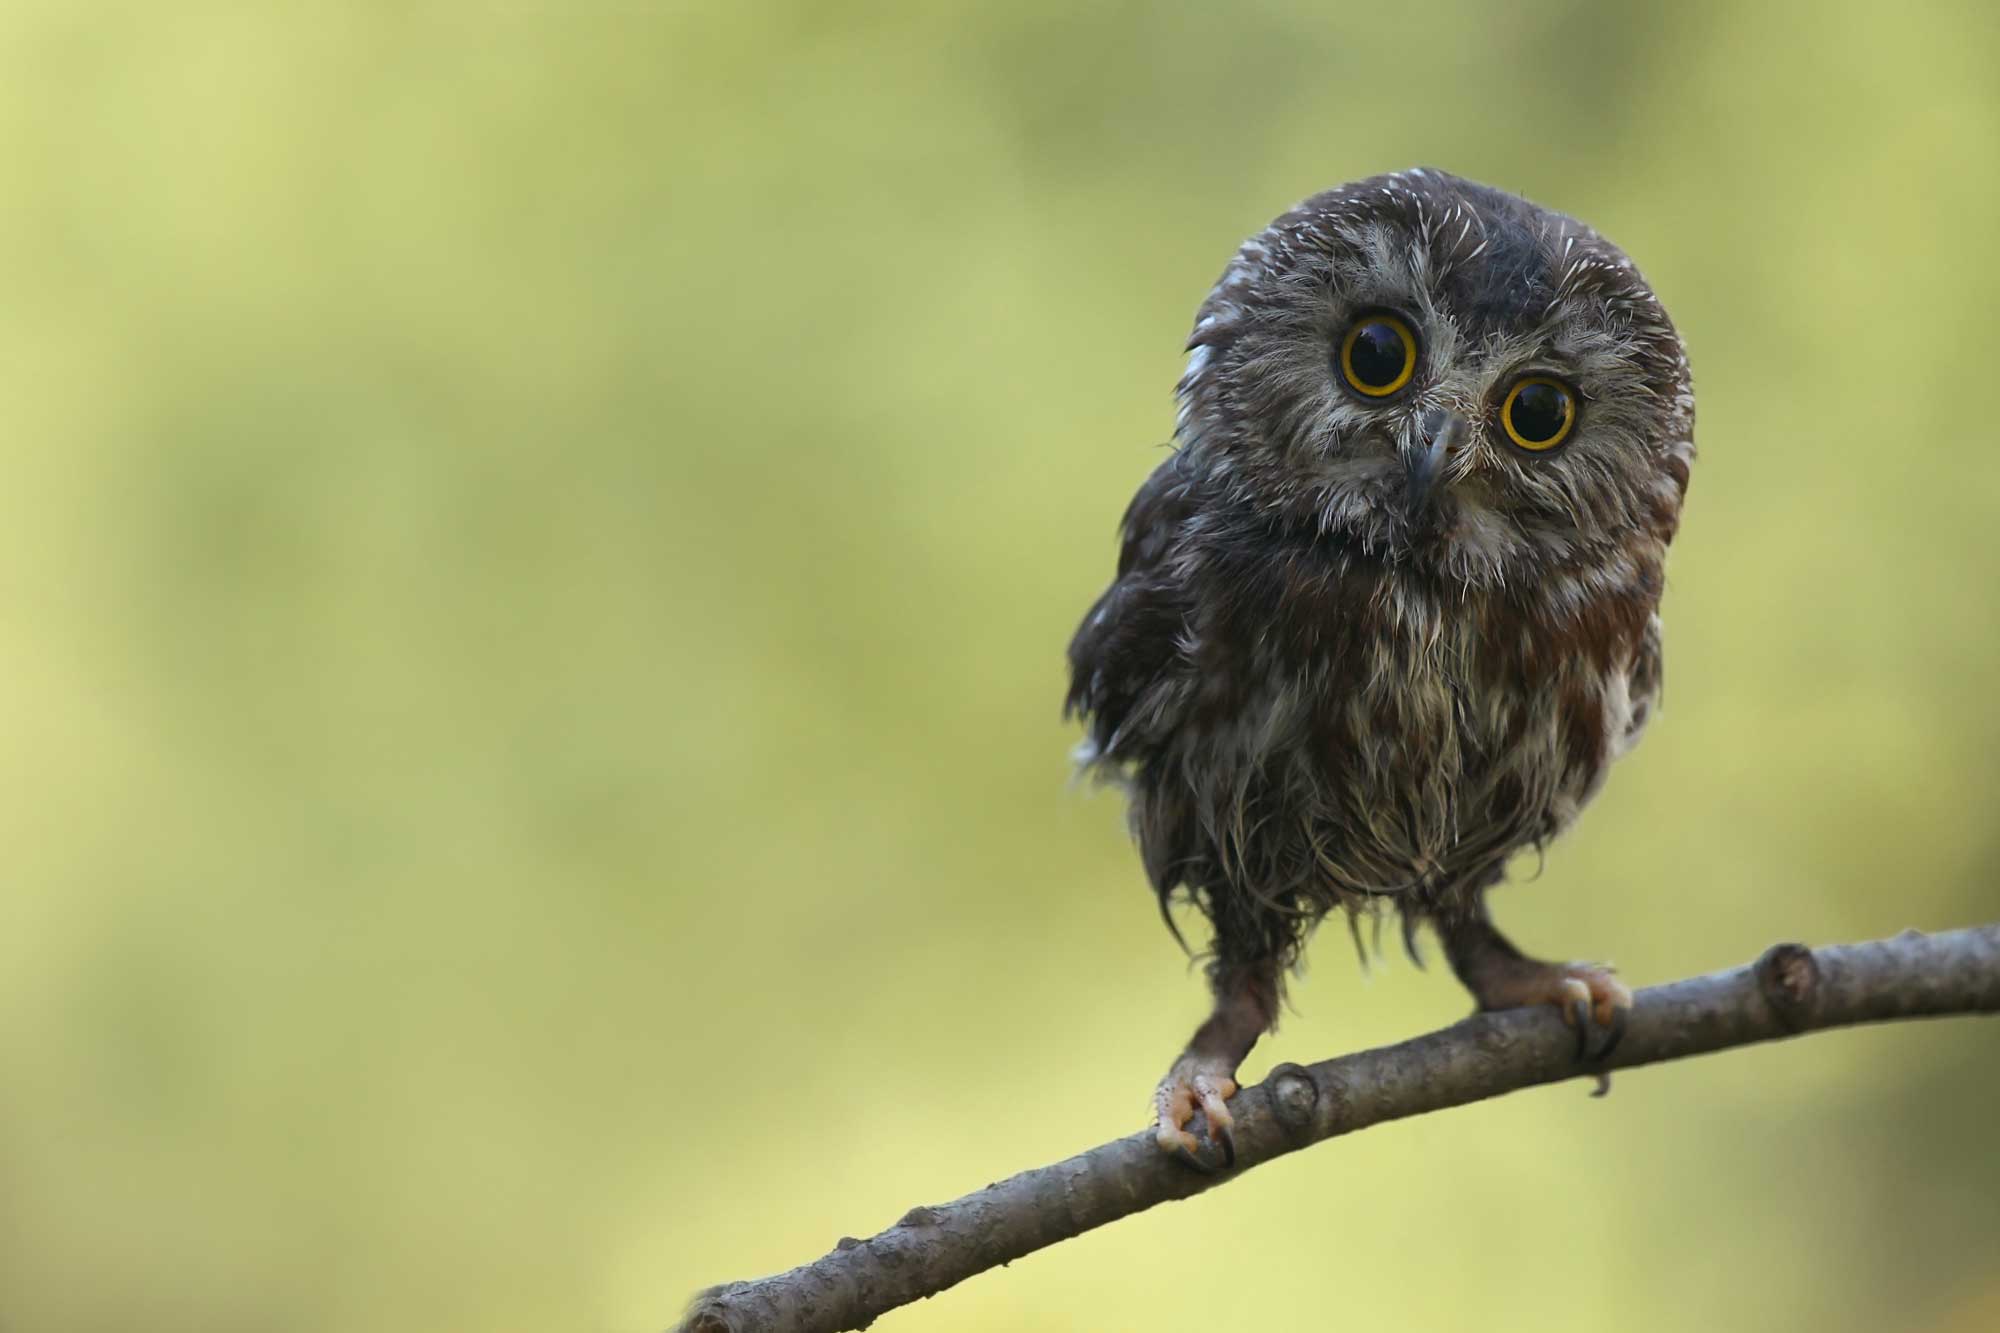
<box><xmin>1339</xmin><ymin>315</ymin><xmax>1418</xmax><ymax>397</ymax></box>
<box><xmin>1499</xmin><ymin>376</ymin><xmax>1577</xmax><ymax>451</ymax></box>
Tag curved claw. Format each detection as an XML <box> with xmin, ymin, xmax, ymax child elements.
<box><xmin>1193</xmin><ymin>1073</ymin><xmax>1236</xmax><ymax>1167</ymax></box>
<box><xmin>1561</xmin><ymin>986</ymin><xmax>1593</xmax><ymax>1060</ymax></box>
<box><xmin>1547</xmin><ymin>967</ymin><xmax>1632</xmax><ymax>1071</ymax></box>
<box><xmin>1594</xmin><ymin>1002</ymin><xmax>1629</xmax><ymax>1062</ymax></box>
<box><xmin>1208</xmin><ymin>1119</ymin><xmax>1236</xmax><ymax>1169</ymax></box>
<box><xmin>1575</xmin><ymin>970</ymin><xmax>1634</xmax><ymax>1095</ymax></box>
<box><xmin>1553</xmin><ymin>977</ymin><xmax>1595</xmax><ymax>1060</ymax></box>
<box><xmin>1170</xmin><ymin>1138</ymin><xmax>1226</xmax><ymax>1175</ymax></box>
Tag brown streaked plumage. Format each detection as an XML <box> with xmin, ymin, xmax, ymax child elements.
<box><xmin>1065</xmin><ymin>168</ymin><xmax>1693</xmax><ymax>1162</ymax></box>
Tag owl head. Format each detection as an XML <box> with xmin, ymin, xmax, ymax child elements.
<box><xmin>1176</xmin><ymin>169</ymin><xmax>1693</xmax><ymax>585</ymax></box>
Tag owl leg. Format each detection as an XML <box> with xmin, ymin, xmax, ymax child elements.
<box><xmin>1436</xmin><ymin>897</ymin><xmax>1632</xmax><ymax>1065</ymax></box>
<box><xmin>1153</xmin><ymin>957</ymin><xmax>1280</xmax><ymax>1169</ymax></box>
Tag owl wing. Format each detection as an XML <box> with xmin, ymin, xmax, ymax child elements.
<box><xmin>1614</xmin><ymin>612</ymin><xmax>1665</xmax><ymax>760</ymax></box>
<box><xmin>1064</xmin><ymin>454</ymin><xmax>1199</xmax><ymax>773</ymax></box>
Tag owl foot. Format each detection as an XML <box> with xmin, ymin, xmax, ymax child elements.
<box><xmin>1153</xmin><ymin>1054</ymin><xmax>1237</xmax><ymax>1170</ymax></box>
<box><xmin>1481</xmin><ymin>960</ymin><xmax>1632</xmax><ymax>1065</ymax></box>
<box><xmin>1438</xmin><ymin>911</ymin><xmax>1634</xmax><ymax>1080</ymax></box>
<box><xmin>1546</xmin><ymin>963</ymin><xmax>1631</xmax><ymax>1064</ymax></box>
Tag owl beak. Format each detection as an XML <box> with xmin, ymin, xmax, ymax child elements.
<box><xmin>1405</xmin><ymin>409</ymin><xmax>1468</xmax><ymax>515</ymax></box>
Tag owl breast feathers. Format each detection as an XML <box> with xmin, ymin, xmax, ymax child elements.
<box><xmin>1066</xmin><ymin>168</ymin><xmax>1693</xmax><ymax>972</ymax></box>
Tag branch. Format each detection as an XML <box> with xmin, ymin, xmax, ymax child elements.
<box><xmin>678</xmin><ymin>924</ymin><xmax>2000</xmax><ymax>1333</ymax></box>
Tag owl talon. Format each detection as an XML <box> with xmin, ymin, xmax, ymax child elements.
<box><xmin>1595</xmin><ymin>1002</ymin><xmax>1630</xmax><ymax>1061</ymax></box>
<box><xmin>1154</xmin><ymin>1058</ymin><xmax>1238</xmax><ymax>1170</ymax></box>
<box><xmin>1169</xmin><ymin>1140</ymin><xmax>1222</xmax><ymax>1175</ymax></box>
<box><xmin>1561</xmin><ymin>987</ymin><xmax>1593</xmax><ymax>1060</ymax></box>
<box><xmin>1562</xmin><ymin>965</ymin><xmax>1633</xmax><ymax>1065</ymax></box>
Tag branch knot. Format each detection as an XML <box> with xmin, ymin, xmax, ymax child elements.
<box><xmin>1755</xmin><ymin>941</ymin><xmax>1820</xmax><ymax>1030</ymax></box>
<box><xmin>1265</xmin><ymin>1062</ymin><xmax>1320</xmax><ymax>1137</ymax></box>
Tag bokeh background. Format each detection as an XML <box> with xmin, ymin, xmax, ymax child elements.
<box><xmin>2</xmin><ymin>3</ymin><xmax>1997</xmax><ymax>1331</ymax></box>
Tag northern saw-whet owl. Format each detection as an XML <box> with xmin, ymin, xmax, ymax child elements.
<box><xmin>1065</xmin><ymin>169</ymin><xmax>1694</xmax><ymax>1162</ymax></box>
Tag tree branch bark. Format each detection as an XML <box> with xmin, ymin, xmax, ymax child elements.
<box><xmin>677</xmin><ymin>924</ymin><xmax>2000</xmax><ymax>1333</ymax></box>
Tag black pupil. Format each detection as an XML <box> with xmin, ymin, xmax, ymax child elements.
<box><xmin>1509</xmin><ymin>382</ymin><xmax>1569</xmax><ymax>443</ymax></box>
<box><xmin>1348</xmin><ymin>321</ymin><xmax>1409</xmax><ymax>388</ymax></box>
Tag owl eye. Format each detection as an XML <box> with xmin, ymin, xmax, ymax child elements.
<box><xmin>1338</xmin><ymin>314</ymin><xmax>1418</xmax><ymax>397</ymax></box>
<box><xmin>1499</xmin><ymin>376</ymin><xmax>1577</xmax><ymax>452</ymax></box>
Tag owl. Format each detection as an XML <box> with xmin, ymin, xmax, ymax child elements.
<box><xmin>1066</xmin><ymin>168</ymin><xmax>1693</xmax><ymax>1163</ymax></box>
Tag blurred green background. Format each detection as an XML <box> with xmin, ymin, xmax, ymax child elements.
<box><xmin>2</xmin><ymin>3</ymin><xmax>1997</xmax><ymax>1331</ymax></box>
